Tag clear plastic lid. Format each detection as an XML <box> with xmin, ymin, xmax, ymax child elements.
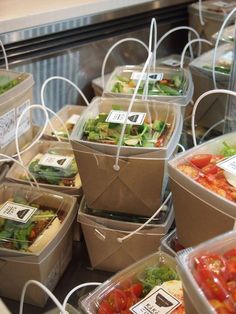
<box><xmin>80</xmin><ymin>251</ymin><xmax>184</xmax><ymax>314</ymax></box>
<box><xmin>190</xmin><ymin>0</ymin><xmax>236</xmax><ymax>19</ymax></box>
<box><xmin>177</xmin><ymin>230</ymin><xmax>236</xmax><ymax>314</ymax></box>
<box><xmin>104</xmin><ymin>65</ymin><xmax>193</xmax><ymax>106</ymax></box>
<box><xmin>0</xmin><ymin>183</ymin><xmax>72</xmax><ymax>253</ymax></box>
<box><xmin>212</xmin><ymin>24</ymin><xmax>236</xmax><ymax>43</ymax></box>
<box><xmin>71</xmin><ymin>97</ymin><xmax>182</xmax><ymax>157</ymax></box>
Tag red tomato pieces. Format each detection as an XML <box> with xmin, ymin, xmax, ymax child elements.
<box><xmin>195</xmin><ymin>254</ymin><xmax>229</xmax><ymax>280</ymax></box>
<box><xmin>190</xmin><ymin>154</ymin><xmax>212</xmax><ymax>168</ymax></box>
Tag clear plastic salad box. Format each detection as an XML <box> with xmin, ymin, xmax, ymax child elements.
<box><xmin>0</xmin><ymin>69</ymin><xmax>34</xmax><ymax>157</ymax></box>
<box><xmin>79</xmin><ymin>251</ymin><xmax>184</xmax><ymax>314</ymax></box>
<box><xmin>212</xmin><ymin>24</ymin><xmax>236</xmax><ymax>43</ymax></box>
<box><xmin>70</xmin><ymin>97</ymin><xmax>182</xmax><ymax>216</ymax></box>
<box><xmin>78</xmin><ymin>195</ymin><xmax>174</xmax><ymax>272</ymax></box>
<box><xmin>177</xmin><ymin>230</ymin><xmax>236</xmax><ymax>314</ymax></box>
<box><xmin>168</xmin><ymin>132</ymin><xmax>236</xmax><ymax>248</ymax></box>
<box><xmin>43</xmin><ymin>104</ymin><xmax>86</xmax><ymax>141</ymax></box>
<box><xmin>0</xmin><ymin>182</ymin><xmax>77</xmax><ymax>306</ymax></box>
<box><xmin>5</xmin><ymin>140</ymin><xmax>82</xmax><ymax>197</ymax></box>
<box><xmin>188</xmin><ymin>0</ymin><xmax>236</xmax><ymax>52</ymax></box>
<box><xmin>104</xmin><ymin>65</ymin><xmax>193</xmax><ymax>107</ymax></box>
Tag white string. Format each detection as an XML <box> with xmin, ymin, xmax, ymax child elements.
<box><xmin>177</xmin><ymin>143</ymin><xmax>186</xmax><ymax>152</ymax></box>
<box><xmin>191</xmin><ymin>89</ymin><xmax>236</xmax><ymax>146</ymax></box>
<box><xmin>0</xmin><ymin>153</ymin><xmax>39</xmax><ymax>189</ymax></box>
<box><xmin>19</xmin><ymin>280</ymin><xmax>68</xmax><ymax>314</ymax></box>
<box><xmin>0</xmin><ymin>39</ymin><xmax>9</xmax><ymax>70</ymax></box>
<box><xmin>62</xmin><ymin>282</ymin><xmax>101</xmax><ymax>312</ymax></box>
<box><xmin>155</xmin><ymin>26</ymin><xmax>201</xmax><ymax>61</ymax></box>
<box><xmin>188</xmin><ymin>31</ymin><xmax>194</xmax><ymax>60</ymax></box>
<box><xmin>212</xmin><ymin>8</ymin><xmax>236</xmax><ymax>89</ymax></box>
<box><xmin>198</xmin><ymin>0</ymin><xmax>205</xmax><ymax>26</ymax></box>
<box><xmin>148</xmin><ymin>18</ymin><xmax>157</xmax><ymax>69</ymax></box>
<box><xmin>180</xmin><ymin>39</ymin><xmax>213</xmax><ymax>69</ymax></box>
<box><xmin>101</xmin><ymin>38</ymin><xmax>149</xmax><ymax>89</ymax></box>
<box><xmin>113</xmin><ymin>53</ymin><xmax>153</xmax><ymax>171</ymax></box>
<box><xmin>117</xmin><ymin>192</ymin><xmax>172</xmax><ymax>243</ymax></box>
<box><xmin>199</xmin><ymin>119</ymin><xmax>224</xmax><ymax>144</ymax></box>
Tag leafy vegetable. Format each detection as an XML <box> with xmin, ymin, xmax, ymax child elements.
<box><xmin>0</xmin><ymin>75</ymin><xmax>23</xmax><ymax>95</ymax></box>
<box><xmin>221</xmin><ymin>142</ymin><xmax>236</xmax><ymax>157</ymax></box>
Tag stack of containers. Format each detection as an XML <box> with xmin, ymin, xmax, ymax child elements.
<box><xmin>71</xmin><ymin>94</ymin><xmax>183</xmax><ymax>271</ymax></box>
<box><xmin>177</xmin><ymin>230</ymin><xmax>236</xmax><ymax>314</ymax></box>
<box><xmin>188</xmin><ymin>0</ymin><xmax>236</xmax><ymax>52</ymax></box>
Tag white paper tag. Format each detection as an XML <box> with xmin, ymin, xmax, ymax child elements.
<box><xmin>0</xmin><ymin>109</ymin><xmax>16</xmax><ymax>148</ymax></box>
<box><xmin>161</xmin><ymin>59</ymin><xmax>180</xmax><ymax>67</ymax></box>
<box><xmin>16</xmin><ymin>99</ymin><xmax>31</xmax><ymax>137</ymax></box>
<box><xmin>66</xmin><ymin>114</ymin><xmax>80</xmax><ymax>125</ymax></box>
<box><xmin>0</xmin><ymin>201</ymin><xmax>37</xmax><ymax>224</ymax></box>
<box><xmin>212</xmin><ymin>1</ymin><xmax>232</xmax><ymax>7</ymax></box>
<box><xmin>217</xmin><ymin>155</ymin><xmax>236</xmax><ymax>176</ymax></box>
<box><xmin>130</xmin><ymin>287</ymin><xmax>181</xmax><ymax>314</ymax></box>
<box><xmin>131</xmin><ymin>71</ymin><xmax>164</xmax><ymax>82</ymax></box>
<box><xmin>38</xmin><ymin>153</ymin><xmax>73</xmax><ymax>169</ymax></box>
<box><xmin>106</xmin><ymin>110</ymin><xmax>146</xmax><ymax>125</ymax></box>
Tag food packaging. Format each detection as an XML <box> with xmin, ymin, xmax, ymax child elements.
<box><xmin>80</xmin><ymin>251</ymin><xmax>184</xmax><ymax>314</ymax></box>
<box><xmin>160</xmin><ymin>228</ymin><xmax>185</xmax><ymax>258</ymax></box>
<box><xmin>212</xmin><ymin>24</ymin><xmax>236</xmax><ymax>43</ymax></box>
<box><xmin>189</xmin><ymin>43</ymin><xmax>233</xmax><ymax>129</ymax></box>
<box><xmin>0</xmin><ymin>69</ymin><xmax>34</xmax><ymax>157</ymax></box>
<box><xmin>168</xmin><ymin>132</ymin><xmax>236</xmax><ymax>247</ymax></box>
<box><xmin>177</xmin><ymin>230</ymin><xmax>236</xmax><ymax>314</ymax></box>
<box><xmin>104</xmin><ymin>65</ymin><xmax>193</xmax><ymax>107</ymax></box>
<box><xmin>188</xmin><ymin>0</ymin><xmax>236</xmax><ymax>52</ymax></box>
<box><xmin>71</xmin><ymin>97</ymin><xmax>182</xmax><ymax>216</ymax></box>
<box><xmin>43</xmin><ymin>104</ymin><xmax>86</xmax><ymax>141</ymax></box>
<box><xmin>5</xmin><ymin>140</ymin><xmax>82</xmax><ymax>197</ymax></box>
<box><xmin>0</xmin><ymin>182</ymin><xmax>77</xmax><ymax>306</ymax></box>
<box><xmin>78</xmin><ymin>195</ymin><xmax>174</xmax><ymax>272</ymax></box>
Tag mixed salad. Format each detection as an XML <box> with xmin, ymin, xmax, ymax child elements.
<box><xmin>203</xmin><ymin>52</ymin><xmax>233</xmax><ymax>75</ymax></box>
<box><xmin>0</xmin><ymin>75</ymin><xmax>23</xmax><ymax>95</ymax></box>
<box><xmin>111</xmin><ymin>74</ymin><xmax>185</xmax><ymax>96</ymax></box>
<box><xmin>24</xmin><ymin>150</ymin><xmax>81</xmax><ymax>187</ymax></box>
<box><xmin>0</xmin><ymin>195</ymin><xmax>62</xmax><ymax>252</ymax></box>
<box><xmin>83</xmin><ymin>111</ymin><xmax>171</xmax><ymax>148</ymax></box>
<box><xmin>177</xmin><ymin>142</ymin><xmax>236</xmax><ymax>202</ymax></box>
<box><xmin>192</xmin><ymin>248</ymin><xmax>236</xmax><ymax>314</ymax></box>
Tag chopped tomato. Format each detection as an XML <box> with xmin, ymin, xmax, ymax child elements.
<box><xmin>125</xmin><ymin>290</ymin><xmax>139</xmax><ymax>309</ymax></box>
<box><xmin>127</xmin><ymin>283</ymin><xmax>143</xmax><ymax>298</ymax></box>
<box><xmin>98</xmin><ymin>300</ymin><xmax>113</xmax><ymax>314</ymax></box>
<box><xmin>211</xmin><ymin>154</ymin><xmax>225</xmax><ymax>164</ymax></box>
<box><xmin>195</xmin><ymin>254</ymin><xmax>229</xmax><ymax>280</ymax></box>
<box><xmin>224</xmin><ymin>249</ymin><xmax>236</xmax><ymax>259</ymax></box>
<box><xmin>202</xmin><ymin>164</ymin><xmax>219</xmax><ymax>175</ymax></box>
<box><xmin>226</xmin><ymin>259</ymin><xmax>236</xmax><ymax>281</ymax></box>
<box><xmin>210</xmin><ymin>299</ymin><xmax>235</xmax><ymax>314</ymax></box>
<box><xmin>189</xmin><ymin>154</ymin><xmax>212</xmax><ymax>168</ymax></box>
<box><xmin>107</xmin><ymin>289</ymin><xmax>127</xmax><ymax>312</ymax></box>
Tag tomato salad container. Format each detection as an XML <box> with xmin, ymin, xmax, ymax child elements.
<box><xmin>70</xmin><ymin>97</ymin><xmax>182</xmax><ymax>216</ymax></box>
<box><xmin>177</xmin><ymin>230</ymin><xmax>236</xmax><ymax>314</ymax></box>
<box><xmin>79</xmin><ymin>251</ymin><xmax>185</xmax><ymax>314</ymax></box>
<box><xmin>168</xmin><ymin>132</ymin><xmax>236</xmax><ymax>248</ymax></box>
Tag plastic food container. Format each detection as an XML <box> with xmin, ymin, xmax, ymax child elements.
<box><xmin>177</xmin><ymin>230</ymin><xmax>236</xmax><ymax>314</ymax></box>
<box><xmin>43</xmin><ymin>104</ymin><xmax>86</xmax><ymax>141</ymax></box>
<box><xmin>212</xmin><ymin>24</ymin><xmax>236</xmax><ymax>43</ymax></box>
<box><xmin>6</xmin><ymin>140</ymin><xmax>82</xmax><ymax>197</ymax></box>
<box><xmin>71</xmin><ymin>97</ymin><xmax>182</xmax><ymax>216</ymax></box>
<box><xmin>104</xmin><ymin>65</ymin><xmax>193</xmax><ymax>107</ymax></box>
<box><xmin>188</xmin><ymin>0</ymin><xmax>236</xmax><ymax>52</ymax></box>
<box><xmin>80</xmin><ymin>251</ymin><xmax>184</xmax><ymax>314</ymax></box>
<box><xmin>0</xmin><ymin>182</ymin><xmax>77</xmax><ymax>306</ymax></box>
<box><xmin>160</xmin><ymin>228</ymin><xmax>185</xmax><ymax>258</ymax></box>
<box><xmin>78</xmin><ymin>195</ymin><xmax>174</xmax><ymax>271</ymax></box>
<box><xmin>168</xmin><ymin>132</ymin><xmax>236</xmax><ymax>248</ymax></box>
<box><xmin>0</xmin><ymin>69</ymin><xmax>34</xmax><ymax>157</ymax></box>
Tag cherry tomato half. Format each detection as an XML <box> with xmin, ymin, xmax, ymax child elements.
<box><xmin>202</xmin><ymin>164</ymin><xmax>219</xmax><ymax>175</ymax></box>
<box><xmin>195</xmin><ymin>254</ymin><xmax>229</xmax><ymax>280</ymax></box>
<box><xmin>127</xmin><ymin>283</ymin><xmax>143</xmax><ymax>298</ymax></box>
<box><xmin>189</xmin><ymin>154</ymin><xmax>212</xmax><ymax>169</ymax></box>
<box><xmin>98</xmin><ymin>300</ymin><xmax>114</xmax><ymax>314</ymax></box>
<box><xmin>107</xmin><ymin>288</ymin><xmax>127</xmax><ymax>312</ymax></box>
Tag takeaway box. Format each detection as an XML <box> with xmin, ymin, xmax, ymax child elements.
<box><xmin>71</xmin><ymin>97</ymin><xmax>182</xmax><ymax>216</ymax></box>
<box><xmin>0</xmin><ymin>182</ymin><xmax>77</xmax><ymax>306</ymax></box>
<box><xmin>168</xmin><ymin>132</ymin><xmax>236</xmax><ymax>248</ymax></box>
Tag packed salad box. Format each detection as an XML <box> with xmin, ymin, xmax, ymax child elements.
<box><xmin>177</xmin><ymin>230</ymin><xmax>236</xmax><ymax>314</ymax></box>
<box><xmin>78</xmin><ymin>194</ymin><xmax>174</xmax><ymax>272</ymax></box>
<box><xmin>80</xmin><ymin>251</ymin><xmax>185</xmax><ymax>314</ymax></box>
<box><xmin>0</xmin><ymin>182</ymin><xmax>77</xmax><ymax>306</ymax></box>
<box><xmin>168</xmin><ymin>132</ymin><xmax>236</xmax><ymax>247</ymax></box>
<box><xmin>0</xmin><ymin>69</ymin><xmax>34</xmax><ymax>157</ymax></box>
<box><xmin>212</xmin><ymin>24</ymin><xmax>236</xmax><ymax>44</ymax></box>
<box><xmin>71</xmin><ymin>97</ymin><xmax>182</xmax><ymax>216</ymax></box>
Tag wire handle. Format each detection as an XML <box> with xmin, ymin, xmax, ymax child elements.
<box><xmin>191</xmin><ymin>89</ymin><xmax>236</xmax><ymax>146</ymax></box>
<box><xmin>212</xmin><ymin>8</ymin><xmax>236</xmax><ymax>89</ymax></box>
<box><xmin>101</xmin><ymin>38</ymin><xmax>149</xmax><ymax>89</ymax></box>
<box><xmin>117</xmin><ymin>192</ymin><xmax>172</xmax><ymax>243</ymax></box>
<box><xmin>198</xmin><ymin>0</ymin><xmax>205</xmax><ymax>26</ymax></box>
<box><xmin>148</xmin><ymin>18</ymin><xmax>157</xmax><ymax>69</ymax></box>
<box><xmin>0</xmin><ymin>40</ymin><xmax>9</xmax><ymax>70</ymax></box>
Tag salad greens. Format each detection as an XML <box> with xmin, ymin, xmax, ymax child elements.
<box><xmin>0</xmin><ymin>75</ymin><xmax>23</xmax><ymax>95</ymax></box>
<box><xmin>83</xmin><ymin>112</ymin><xmax>170</xmax><ymax>148</ymax></box>
<box><xmin>202</xmin><ymin>65</ymin><xmax>231</xmax><ymax>75</ymax></box>
<box><xmin>221</xmin><ymin>142</ymin><xmax>236</xmax><ymax>157</ymax></box>
<box><xmin>111</xmin><ymin>74</ymin><xmax>184</xmax><ymax>96</ymax></box>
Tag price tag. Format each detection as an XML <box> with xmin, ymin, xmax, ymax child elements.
<box><xmin>212</xmin><ymin>1</ymin><xmax>232</xmax><ymax>7</ymax></box>
<box><xmin>0</xmin><ymin>201</ymin><xmax>37</xmax><ymax>224</ymax></box>
<box><xmin>130</xmin><ymin>287</ymin><xmax>181</xmax><ymax>314</ymax></box>
<box><xmin>217</xmin><ymin>155</ymin><xmax>236</xmax><ymax>176</ymax></box>
<box><xmin>131</xmin><ymin>72</ymin><xmax>164</xmax><ymax>82</ymax></box>
<box><xmin>39</xmin><ymin>153</ymin><xmax>73</xmax><ymax>169</ymax></box>
<box><xmin>66</xmin><ymin>114</ymin><xmax>80</xmax><ymax>125</ymax></box>
<box><xmin>106</xmin><ymin>110</ymin><xmax>146</xmax><ymax>125</ymax></box>
<box><xmin>161</xmin><ymin>59</ymin><xmax>180</xmax><ymax>67</ymax></box>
